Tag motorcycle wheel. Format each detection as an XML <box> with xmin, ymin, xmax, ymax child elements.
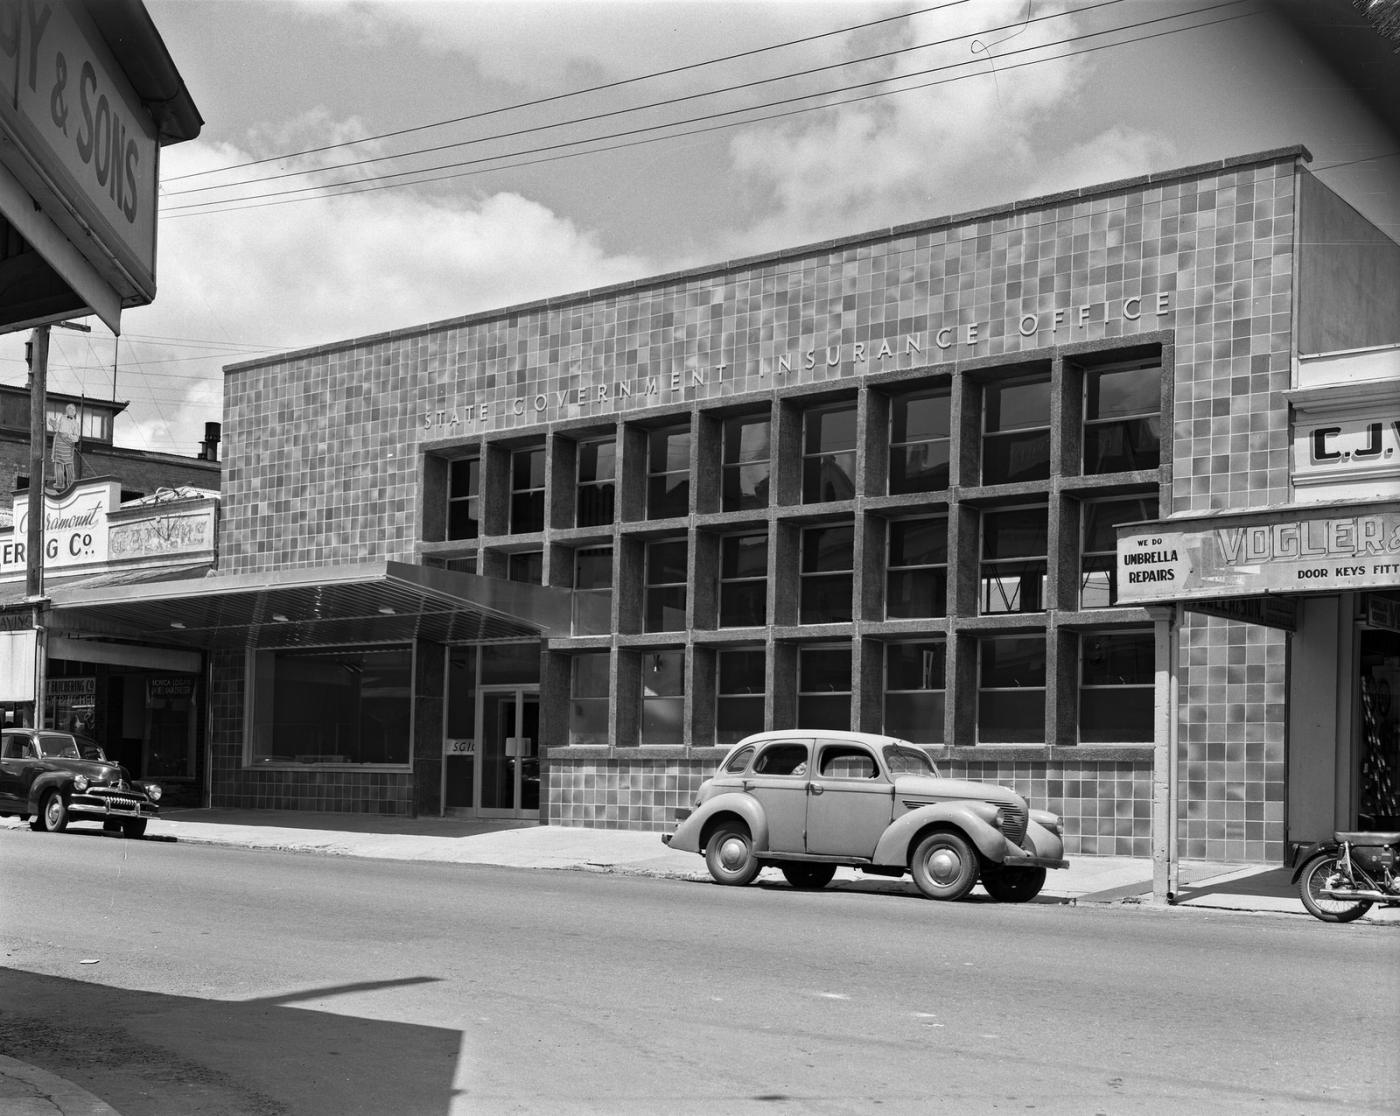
<box><xmin>1298</xmin><ymin>855</ymin><xmax>1372</xmax><ymax>923</ymax></box>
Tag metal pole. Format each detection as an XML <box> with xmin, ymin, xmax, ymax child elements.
<box><xmin>1168</xmin><ymin>603</ymin><xmax>1182</xmax><ymax>900</ymax></box>
<box><xmin>1150</xmin><ymin>604</ymin><xmax>1181</xmax><ymax>904</ymax></box>
<box><xmin>27</xmin><ymin>324</ymin><xmax>50</xmax><ymax>728</ymax></box>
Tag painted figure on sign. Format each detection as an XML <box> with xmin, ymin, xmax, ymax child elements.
<box><xmin>48</xmin><ymin>404</ymin><xmax>80</xmax><ymax>492</ymax></box>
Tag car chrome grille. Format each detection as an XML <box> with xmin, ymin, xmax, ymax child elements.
<box><xmin>1001</xmin><ymin>803</ymin><xmax>1028</xmax><ymax>846</ymax></box>
<box><xmin>89</xmin><ymin>789</ymin><xmax>146</xmax><ymax>813</ymax></box>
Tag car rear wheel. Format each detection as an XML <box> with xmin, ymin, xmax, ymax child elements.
<box><xmin>34</xmin><ymin>790</ymin><xmax>69</xmax><ymax>833</ymax></box>
<box><xmin>780</xmin><ymin>863</ymin><xmax>837</xmax><ymax>890</ymax></box>
<box><xmin>981</xmin><ymin>866</ymin><xmax>1047</xmax><ymax>902</ymax></box>
<box><xmin>910</xmin><ymin>832</ymin><xmax>978</xmax><ymax>901</ymax></box>
<box><xmin>704</xmin><ymin>822</ymin><xmax>760</xmax><ymax>886</ymax></box>
<box><xmin>122</xmin><ymin>819</ymin><xmax>148</xmax><ymax>839</ymax></box>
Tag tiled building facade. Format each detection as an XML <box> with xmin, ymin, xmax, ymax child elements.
<box><xmin>206</xmin><ymin>146</ymin><xmax>1399</xmax><ymax>864</ymax></box>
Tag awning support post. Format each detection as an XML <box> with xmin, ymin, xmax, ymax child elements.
<box><xmin>1150</xmin><ymin>605</ymin><xmax>1181</xmax><ymax>904</ymax></box>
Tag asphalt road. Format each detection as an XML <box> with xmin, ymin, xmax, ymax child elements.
<box><xmin>1</xmin><ymin>828</ymin><xmax>1397</xmax><ymax>1116</ymax></box>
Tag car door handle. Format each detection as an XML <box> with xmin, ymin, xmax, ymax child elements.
<box><xmin>809</xmin><ymin>784</ymin><xmax>824</xmax><ymax>795</ymax></box>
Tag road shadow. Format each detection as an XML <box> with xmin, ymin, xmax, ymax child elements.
<box><xmin>0</xmin><ymin>968</ymin><xmax>462</xmax><ymax>1116</ymax></box>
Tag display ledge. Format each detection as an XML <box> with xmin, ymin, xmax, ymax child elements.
<box><xmin>932</xmin><ymin>744</ymin><xmax>1155</xmax><ymax>763</ymax></box>
<box><xmin>546</xmin><ymin>746</ymin><xmax>729</xmax><ymax>761</ymax></box>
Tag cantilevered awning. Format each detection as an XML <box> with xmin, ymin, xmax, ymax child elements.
<box><xmin>45</xmin><ymin>561</ymin><xmax>608</xmax><ymax>650</ymax></box>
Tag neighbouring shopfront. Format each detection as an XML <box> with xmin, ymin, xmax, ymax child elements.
<box><xmin>51</xmin><ymin>146</ymin><xmax>1400</xmax><ymax>871</ymax></box>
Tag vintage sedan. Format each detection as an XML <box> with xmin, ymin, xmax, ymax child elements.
<box><xmin>0</xmin><ymin>728</ymin><xmax>161</xmax><ymax>838</ymax></box>
<box><xmin>663</xmin><ymin>730</ymin><xmax>1067</xmax><ymax>901</ymax></box>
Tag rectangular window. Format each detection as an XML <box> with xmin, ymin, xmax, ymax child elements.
<box><xmin>1081</xmin><ymin>495</ymin><xmax>1159</xmax><ymax>608</ymax></box>
<box><xmin>978</xmin><ymin>635</ymin><xmax>1046</xmax><ymax>744</ymax></box>
<box><xmin>886</xmin><ymin>517</ymin><xmax>948</xmax><ymax>619</ymax></box>
<box><xmin>803</xmin><ymin>403</ymin><xmax>857</xmax><ymax>502</ymax></box>
<box><xmin>884</xmin><ymin>640</ymin><xmax>945</xmax><ymax>745</ymax></box>
<box><xmin>1084</xmin><ymin>361</ymin><xmax>1162</xmax><ymax>474</ymax></box>
<box><xmin>569</xmin><ymin>652</ymin><xmax>610</xmax><ymax>746</ymax></box>
<box><xmin>644</xmin><ymin>539</ymin><xmax>688</xmax><ymax>632</ymax></box>
<box><xmin>801</xmin><ymin>524</ymin><xmax>854</xmax><ymax>624</ymax></box>
<box><xmin>249</xmin><ymin>645</ymin><xmax>412</xmax><ymax>765</ymax></box>
<box><xmin>719</xmin><ymin>533</ymin><xmax>768</xmax><ymax>627</ymax></box>
<box><xmin>717</xmin><ymin>648</ymin><xmax>765</xmax><ymax>746</ymax></box>
<box><xmin>508</xmin><ymin>551</ymin><xmax>542</xmax><ymax>584</ymax></box>
<box><xmin>889</xmin><ymin>389</ymin><xmax>950</xmax><ymax>493</ymax></box>
<box><xmin>577</xmin><ymin>439</ymin><xmax>617</xmax><ymax>527</ymax></box>
<box><xmin>798</xmin><ymin>645</ymin><xmax>851</xmax><ymax>729</ymax></box>
<box><xmin>574</xmin><ymin>546</ymin><xmax>613</xmax><ymax>632</ymax></box>
<box><xmin>1080</xmin><ymin>629</ymin><xmax>1155</xmax><ymax>742</ymax></box>
<box><xmin>722</xmin><ymin>414</ymin><xmax>772</xmax><ymax>511</ymax></box>
<box><xmin>983</xmin><ymin>375</ymin><xmax>1051</xmax><ymax>484</ymax></box>
<box><xmin>642</xmin><ymin>650</ymin><xmax>684</xmax><ymax>745</ymax></box>
<box><xmin>648</xmin><ymin>424</ymin><xmax>691</xmax><ymax>519</ymax></box>
<box><xmin>447</xmin><ymin>457</ymin><xmax>480</xmax><ymax>541</ymax></box>
<box><xmin>980</xmin><ymin>507</ymin><xmax>1048</xmax><ymax>614</ymax></box>
<box><xmin>511</xmin><ymin>447</ymin><xmax>546</xmax><ymax>533</ymax></box>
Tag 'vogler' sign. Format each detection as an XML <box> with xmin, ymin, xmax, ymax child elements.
<box><xmin>1116</xmin><ymin>504</ymin><xmax>1400</xmax><ymax>604</ymax></box>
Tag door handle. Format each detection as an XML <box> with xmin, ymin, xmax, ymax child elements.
<box><xmin>809</xmin><ymin>784</ymin><xmax>824</xmax><ymax>795</ymax></box>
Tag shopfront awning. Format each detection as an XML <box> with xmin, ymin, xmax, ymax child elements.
<box><xmin>43</xmin><ymin>561</ymin><xmax>609</xmax><ymax>650</ymax></box>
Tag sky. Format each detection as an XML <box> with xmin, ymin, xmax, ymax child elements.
<box><xmin>3</xmin><ymin>0</ymin><xmax>1397</xmax><ymax>457</ymax></box>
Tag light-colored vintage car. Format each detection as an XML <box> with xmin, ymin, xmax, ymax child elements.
<box><xmin>663</xmin><ymin>730</ymin><xmax>1067</xmax><ymax>901</ymax></box>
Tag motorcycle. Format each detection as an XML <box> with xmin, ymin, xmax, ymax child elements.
<box><xmin>1293</xmin><ymin>830</ymin><xmax>1400</xmax><ymax>923</ymax></box>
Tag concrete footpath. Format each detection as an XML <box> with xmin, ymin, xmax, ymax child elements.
<box><xmin>4</xmin><ymin>807</ymin><xmax>1397</xmax><ymax>1115</ymax></box>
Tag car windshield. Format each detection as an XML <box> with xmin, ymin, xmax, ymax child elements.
<box><xmin>884</xmin><ymin>744</ymin><xmax>939</xmax><ymax>777</ymax></box>
<box><xmin>36</xmin><ymin>734</ymin><xmax>81</xmax><ymax>759</ymax></box>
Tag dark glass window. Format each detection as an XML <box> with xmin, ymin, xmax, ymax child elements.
<box><xmin>447</xmin><ymin>457</ymin><xmax>480</xmax><ymax>541</ymax></box>
<box><xmin>717</xmin><ymin>649</ymin><xmax>766</xmax><ymax>746</ymax></box>
<box><xmin>642</xmin><ymin>650</ymin><xmax>684</xmax><ymax>745</ymax></box>
<box><xmin>1080</xmin><ymin>629</ymin><xmax>1154</xmax><ymax>742</ymax></box>
<box><xmin>889</xmin><ymin>389</ymin><xmax>950</xmax><ymax>493</ymax></box>
<box><xmin>798</xmin><ymin>645</ymin><xmax>851</xmax><ymax>729</ymax></box>
<box><xmin>887</xmin><ymin>517</ymin><xmax>948</xmax><ymax>619</ymax></box>
<box><xmin>648</xmin><ymin>424</ymin><xmax>691</xmax><ymax>519</ymax></box>
<box><xmin>980</xmin><ymin>507</ymin><xmax>1048</xmax><ymax>614</ymax></box>
<box><xmin>884</xmin><ymin>640</ymin><xmax>945</xmax><ymax>745</ymax></box>
<box><xmin>1082</xmin><ymin>495</ymin><xmax>1159</xmax><ymax>608</ymax></box>
<box><xmin>569</xmin><ymin>652</ymin><xmax>610</xmax><ymax>746</ymax></box>
<box><xmin>574</xmin><ymin>547</ymin><xmax>612</xmax><ymax>632</ymax></box>
<box><xmin>722</xmin><ymin>414</ymin><xmax>771</xmax><ymax>511</ymax></box>
<box><xmin>978</xmin><ymin>635</ymin><xmax>1046</xmax><ymax>743</ymax></box>
<box><xmin>508</xmin><ymin>551</ymin><xmax>542</xmax><ymax>584</ymax></box>
<box><xmin>577</xmin><ymin>439</ymin><xmax>617</xmax><ymax>527</ymax></box>
<box><xmin>510</xmin><ymin>447</ymin><xmax>546</xmax><ymax>533</ymax></box>
<box><xmin>644</xmin><ymin>540</ymin><xmax>688</xmax><ymax>632</ymax></box>
<box><xmin>983</xmin><ymin>375</ymin><xmax>1051</xmax><ymax>484</ymax></box>
<box><xmin>801</xmin><ymin>524</ymin><xmax>854</xmax><ymax>624</ymax></box>
<box><xmin>719</xmin><ymin>534</ymin><xmax>768</xmax><ymax>627</ymax></box>
<box><xmin>1084</xmin><ymin>362</ymin><xmax>1162</xmax><ymax>474</ymax></box>
<box><xmin>803</xmin><ymin>404</ymin><xmax>857</xmax><ymax>502</ymax></box>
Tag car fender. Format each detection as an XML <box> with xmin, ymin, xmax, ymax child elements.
<box><xmin>25</xmin><ymin>771</ymin><xmax>74</xmax><ymax>813</ymax></box>
<box><xmin>1023</xmin><ymin>815</ymin><xmax>1067</xmax><ymax>863</ymax></box>
<box><xmin>872</xmin><ymin>802</ymin><xmax>1014</xmax><ymax>868</ymax></box>
<box><xmin>668</xmin><ymin>792</ymin><xmax>769</xmax><ymax>856</ymax></box>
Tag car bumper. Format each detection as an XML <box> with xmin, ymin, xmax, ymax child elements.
<box><xmin>67</xmin><ymin>793</ymin><xmax>159</xmax><ymax>821</ymax></box>
<box><xmin>1002</xmin><ymin>853</ymin><xmax>1068</xmax><ymax>870</ymax></box>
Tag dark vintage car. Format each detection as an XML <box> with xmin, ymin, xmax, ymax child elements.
<box><xmin>663</xmin><ymin>730</ymin><xmax>1067</xmax><ymax>901</ymax></box>
<box><xmin>0</xmin><ymin>728</ymin><xmax>161</xmax><ymax>837</ymax></box>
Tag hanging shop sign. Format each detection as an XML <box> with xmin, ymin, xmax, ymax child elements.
<box><xmin>1116</xmin><ymin>503</ymin><xmax>1400</xmax><ymax>605</ymax></box>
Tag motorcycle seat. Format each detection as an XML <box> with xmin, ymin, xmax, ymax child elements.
<box><xmin>1335</xmin><ymin>831</ymin><xmax>1400</xmax><ymax>844</ymax></box>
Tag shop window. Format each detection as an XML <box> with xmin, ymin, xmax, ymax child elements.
<box><xmin>577</xmin><ymin>439</ymin><xmax>617</xmax><ymax>527</ymax></box>
<box><xmin>887</xmin><ymin>517</ymin><xmax>947</xmax><ymax>619</ymax></box>
<box><xmin>1084</xmin><ymin>361</ymin><xmax>1162</xmax><ymax>474</ymax></box>
<box><xmin>717</xmin><ymin>648</ymin><xmax>766</xmax><ymax>746</ymax></box>
<box><xmin>1080</xmin><ymin>629</ymin><xmax>1154</xmax><ymax>742</ymax></box>
<box><xmin>644</xmin><ymin>539</ymin><xmax>688</xmax><ymax>632</ymax></box>
<box><xmin>508</xmin><ymin>551</ymin><xmax>543</xmax><ymax>584</ymax></box>
<box><xmin>978</xmin><ymin>635</ymin><xmax>1046</xmax><ymax>744</ymax></box>
<box><xmin>884</xmin><ymin>640</ymin><xmax>945</xmax><ymax>745</ymax></box>
<box><xmin>447</xmin><ymin>456</ymin><xmax>480</xmax><ymax>541</ymax></box>
<box><xmin>983</xmin><ymin>374</ymin><xmax>1051</xmax><ymax>484</ymax></box>
<box><xmin>648</xmin><ymin>424</ymin><xmax>691</xmax><ymax>519</ymax></box>
<box><xmin>481</xmin><ymin>641</ymin><xmax>540</xmax><ymax>685</ymax></box>
<box><xmin>980</xmin><ymin>506</ymin><xmax>1047</xmax><ymax>614</ymax></box>
<box><xmin>798</xmin><ymin>644</ymin><xmax>851</xmax><ymax>729</ymax></box>
<box><xmin>1081</xmin><ymin>495</ymin><xmax>1158</xmax><ymax>608</ymax></box>
<box><xmin>803</xmin><ymin>403</ymin><xmax>857</xmax><ymax>502</ymax></box>
<box><xmin>574</xmin><ymin>546</ymin><xmax>613</xmax><ymax>632</ymax></box>
<box><xmin>569</xmin><ymin>652</ymin><xmax>610</xmax><ymax>746</ymax></box>
<box><xmin>801</xmin><ymin>524</ymin><xmax>854</xmax><ymax>624</ymax></box>
<box><xmin>248</xmin><ymin>645</ymin><xmax>412</xmax><ymax>765</ymax></box>
<box><xmin>444</xmin><ymin>648</ymin><xmax>477</xmax><ymax>808</ymax></box>
<box><xmin>510</xmin><ymin>446</ymin><xmax>546</xmax><ymax>533</ymax></box>
<box><xmin>889</xmin><ymin>388</ymin><xmax>950</xmax><ymax>493</ymax></box>
<box><xmin>642</xmin><ymin>650</ymin><xmax>684</xmax><ymax>745</ymax></box>
<box><xmin>723</xmin><ymin>413</ymin><xmax>772</xmax><ymax>511</ymax></box>
<box><xmin>719</xmin><ymin>533</ymin><xmax>768</xmax><ymax>627</ymax></box>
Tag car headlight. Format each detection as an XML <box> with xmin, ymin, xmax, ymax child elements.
<box><xmin>73</xmin><ymin>774</ymin><xmax>88</xmax><ymax>792</ymax></box>
<box><xmin>146</xmin><ymin>784</ymin><xmax>162</xmax><ymax>802</ymax></box>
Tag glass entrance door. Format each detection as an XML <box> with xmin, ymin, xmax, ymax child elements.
<box><xmin>478</xmin><ymin>689</ymin><xmax>540</xmax><ymax>818</ymax></box>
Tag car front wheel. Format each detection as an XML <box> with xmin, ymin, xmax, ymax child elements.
<box><xmin>122</xmin><ymin>819</ymin><xmax>148</xmax><ymax>839</ymax></box>
<box><xmin>704</xmin><ymin>822</ymin><xmax>761</xmax><ymax>886</ymax></box>
<box><xmin>33</xmin><ymin>790</ymin><xmax>69</xmax><ymax>833</ymax></box>
<box><xmin>981</xmin><ymin>866</ymin><xmax>1047</xmax><ymax>902</ymax></box>
<box><xmin>910</xmin><ymin>831</ymin><xmax>978</xmax><ymax>901</ymax></box>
